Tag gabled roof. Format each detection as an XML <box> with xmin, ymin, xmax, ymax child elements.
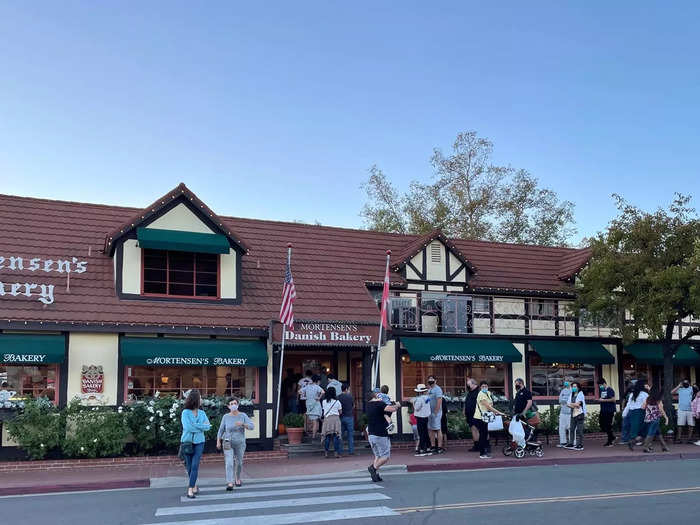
<box><xmin>557</xmin><ymin>247</ymin><xmax>592</xmax><ymax>281</ymax></box>
<box><xmin>391</xmin><ymin>229</ymin><xmax>477</xmax><ymax>274</ymax></box>
<box><xmin>104</xmin><ymin>183</ymin><xmax>249</xmax><ymax>255</ymax></box>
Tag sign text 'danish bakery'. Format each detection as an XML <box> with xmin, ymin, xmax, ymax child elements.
<box><xmin>0</xmin><ymin>255</ymin><xmax>87</xmax><ymax>305</ymax></box>
<box><xmin>274</xmin><ymin>322</ymin><xmax>378</xmax><ymax>346</ymax></box>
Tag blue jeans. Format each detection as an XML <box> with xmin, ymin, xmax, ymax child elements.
<box><xmin>340</xmin><ymin>416</ymin><xmax>354</xmax><ymax>454</ymax></box>
<box><xmin>646</xmin><ymin>420</ymin><xmax>660</xmax><ymax>437</ymax></box>
<box><xmin>324</xmin><ymin>434</ymin><xmax>341</xmax><ymax>453</ymax></box>
<box><xmin>183</xmin><ymin>442</ymin><xmax>205</xmax><ymax>488</ymax></box>
<box><xmin>622</xmin><ymin>409</ymin><xmax>644</xmax><ymax>442</ymax></box>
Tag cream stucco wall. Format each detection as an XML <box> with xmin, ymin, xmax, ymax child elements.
<box><xmin>511</xmin><ymin>343</ymin><xmax>527</xmax><ymax>390</ymax></box>
<box><xmin>220</xmin><ymin>248</ymin><xmax>238</xmax><ymax>299</ymax></box>
<box><xmin>494</xmin><ymin>319</ymin><xmax>525</xmax><ymax>335</ymax></box>
<box><xmin>146</xmin><ymin>203</ymin><xmax>215</xmax><ymax>233</ymax></box>
<box><xmin>406</xmin><ymin>251</ymin><xmax>423</xmax><ymax>280</ymax></box>
<box><xmin>122</xmin><ymin>239</ymin><xmax>141</xmax><ymax>295</ymax></box>
<box><xmin>67</xmin><ymin>333</ymin><xmax>119</xmax><ymax>405</ymax></box>
<box><xmin>379</xmin><ymin>340</ymin><xmax>398</xmax><ymax>435</ymax></box>
<box><xmin>426</xmin><ymin>242</ymin><xmax>446</xmax><ymax>281</ymax></box>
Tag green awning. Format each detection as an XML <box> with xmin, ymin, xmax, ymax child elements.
<box><xmin>121</xmin><ymin>337</ymin><xmax>267</xmax><ymax>367</ymax></box>
<box><xmin>402</xmin><ymin>337</ymin><xmax>522</xmax><ymax>363</ymax></box>
<box><xmin>625</xmin><ymin>343</ymin><xmax>700</xmax><ymax>366</ymax></box>
<box><xmin>137</xmin><ymin>227</ymin><xmax>230</xmax><ymax>254</ymax></box>
<box><xmin>530</xmin><ymin>340</ymin><xmax>615</xmax><ymax>365</ymax></box>
<box><xmin>0</xmin><ymin>334</ymin><xmax>66</xmax><ymax>364</ymax></box>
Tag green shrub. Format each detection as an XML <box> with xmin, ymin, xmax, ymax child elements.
<box><xmin>62</xmin><ymin>400</ymin><xmax>129</xmax><ymax>458</ymax></box>
<box><xmin>584</xmin><ymin>412</ymin><xmax>601</xmax><ymax>433</ymax></box>
<box><xmin>5</xmin><ymin>397</ymin><xmax>64</xmax><ymax>460</ymax></box>
<box><xmin>539</xmin><ymin>406</ymin><xmax>560</xmax><ymax>434</ymax></box>
<box><xmin>446</xmin><ymin>410</ymin><xmax>469</xmax><ymax>438</ymax></box>
<box><xmin>282</xmin><ymin>412</ymin><xmax>304</xmax><ymax>428</ymax></box>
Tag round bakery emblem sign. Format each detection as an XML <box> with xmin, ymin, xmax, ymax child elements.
<box><xmin>81</xmin><ymin>365</ymin><xmax>104</xmax><ymax>394</ymax></box>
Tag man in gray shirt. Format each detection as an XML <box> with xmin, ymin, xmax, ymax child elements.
<box><xmin>558</xmin><ymin>378</ymin><xmax>572</xmax><ymax>447</ymax></box>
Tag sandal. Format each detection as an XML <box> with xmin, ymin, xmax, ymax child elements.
<box><xmin>235</xmin><ymin>481</ymin><xmax>242</xmax><ymax>487</ymax></box>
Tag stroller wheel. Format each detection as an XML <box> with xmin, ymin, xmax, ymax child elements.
<box><xmin>535</xmin><ymin>447</ymin><xmax>544</xmax><ymax>458</ymax></box>
<box><xmin>502</xmin><ymin>445</ymin><xmax>513</xmax><ymax>456</ymax></box>
<box><xmin>514</xmin><ymin>447</ymin><xmax>526</xmax><ymax>459</ymax></box>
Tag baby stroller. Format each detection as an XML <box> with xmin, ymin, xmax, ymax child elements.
<box><xmin>503</xmin><ymin>416</ymin><xmax>543</xmax><ymax>458</ymax></box>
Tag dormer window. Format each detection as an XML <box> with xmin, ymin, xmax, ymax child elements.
<box><xmin>143</xmin><ymin>249</ymin><xmax>219</xmax><ymax>298</ymax></box>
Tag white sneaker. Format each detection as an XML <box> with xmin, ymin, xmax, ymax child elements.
<box><xmin>556</xmin><ymin>444</ymin><xmax>566</xmax><ymax>448</ymax></box>
<box><xmin>694</xmin><ymin>440</ymin><xmax>700</xmax><ymax>446</ymax></box>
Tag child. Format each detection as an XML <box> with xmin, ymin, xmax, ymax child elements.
<box><xmin>409</xmin><ymin>411</ymin><xmax>419</xmax><ymax>452</ymax></box>
<box><xmin>378</xmin><ymin>385</ymin><xmax>395</xmax><ymax>432</ymax></box>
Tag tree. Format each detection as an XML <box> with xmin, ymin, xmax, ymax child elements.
<box><xmin>360</xmin><ymin>131</ymin><xmax>576</xmax><ymax>245</ymax></box>
<box><xmin>573</xmin><ymin>194</ymin><xmax>700</xmax><ymax>410</ymax></box>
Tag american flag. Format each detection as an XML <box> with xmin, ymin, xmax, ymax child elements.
<box><xmin>379</xmin><ymin>254</ymin><xmax>390</xmax><ymax>329</ymax></box>
<box><xmin>279</xmin><ymin>257</ymin><xmax>296</xmax><ymax>326</ymax></box>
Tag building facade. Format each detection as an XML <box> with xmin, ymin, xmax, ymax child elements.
<box><xmin>1</xmin><ymin>184</ymin><xmax>699</xmax><ymax>450</ymax></box>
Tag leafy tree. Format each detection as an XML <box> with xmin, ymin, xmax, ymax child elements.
<box><xmin>573</xmin><ymin>194</ymin><xmax>700</xmax><ymax>409</ymax></box>
<box><xmin>360</xmin><ymin>131</ymin><xmax>576</xmax><ymax>246</ymax></box>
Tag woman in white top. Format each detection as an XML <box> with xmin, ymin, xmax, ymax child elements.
<box><xmin>622</xmin><ymin>381</ymin><xmax>649</xmax><ymax>450</ymax></box>
<box><xmin>412</xmin><ymin>384</ymin><xmax>432</xmax><ymax>455</ymax></box>
<box><xmin>565</xmin><ymin>381</ymin><xmax>587</xmax><ymax>450</ymax></box>
<box><xmin>321</xmin><ymin>386</ymin><xmax>342</xmax><ymax>458</ymax></box>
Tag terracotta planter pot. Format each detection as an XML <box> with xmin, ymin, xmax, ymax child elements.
<box><xmin>286</xmin><ymin>427</ymin><xmax>304</xmax><ymax>445</ymax></box>
<box><xmin>278</xmin><ymin>423</ymin><xmax>287</xmax><ymax>435</ymax></box>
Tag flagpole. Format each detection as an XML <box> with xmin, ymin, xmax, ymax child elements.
<box><xmin>275</xmin><ymin>244</ymin><xmax>292</xmax><ymax>432</ymax></box>
<box><xmin>373</xmin><ymin>250</ymin><xmax>391</xmax><ymax>388</ymax></box>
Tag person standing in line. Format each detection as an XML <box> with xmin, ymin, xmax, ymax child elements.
<box><xmin>427</xmin><ymin>375</ymin><xmax>444</xmax><ymax>454</ymax></box>
<box><xmin>623</xmin><ymin>381</ymin><xmax>649</xmax><ymax>449</ymax></box>
<box><xmin>473</xmin><ymin>380</ymin><xmax>506</xmax><ymax>459</ymax></box>
<box><xmin>0</xmin><ymin>382</ymin><xmax>16</xmax><ymax>403</ymax></box>
<box><xmin>366</xmin><ymin>390</ymin><xmax>399</xmax><ymax>482</ymax></box>
<box><xmin>557</xmin><ymin>378</ymin><xmax>572</xmax><ymax>448</ymax></box>
<box><xmin>464</xmin><ymin>378</ymin><xmax>480</xmax><ymax>452</ymax></box>
<box><xmin>326</xmin><ymin>374</ymin><xmax>343</xmax><ymax>398</ymax></box>
<box><xmin>180</xmin><ymin>390</ymin><xmax>211</xmax><ymax>499</ymax></box>
<box><xmin>671</xmin><ymin>379</ymin><xmax>695</xmax><ymax>443</ymax></box>
<box><xmin>337</xmin><ymin>383</ymin><xmax>355</xmax><ymax>456</ymax></box>
<box><xmin>321</xmin><ymin>387</ymin><xmax>342</xmax><ymax>458</ymax></box>
<box><xmin>513</xmin><ymin>378</ymin><xmax>533</xmax><ymax>419</ymax></box>
<box><xmin>304</xmin><ymin>375</ymin><xmax>324</xmax><ymax>440</ymax></box>
<box><xmin>216</xmin><ymin>397</ymin><xmax>255</xmax><ymax>490</ymax></box>
<box><xmin>297</xmin><ymin>369</ymin><xmax>313</xmax><ymax>424</ymax></box>
<box><xmin>598</xmin><ymin>378</ymin><xmax>617</xmax><ymax>446</ymax></box>
<box><xmin>641</xmin><ymin>390</ymin><xmax>669</xmax><ymax>453</ymax></box>
<box><xmin>564</xmin><ymin>381</ymin><xmax>586</xmax><ymax>450</ymax></box>
<box><xmin>412</xmin><ymin>383</ymin><xmax>431</xmax><ymax>456</ymax></box>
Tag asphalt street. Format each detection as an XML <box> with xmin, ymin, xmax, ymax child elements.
<box><xmin>2</xmin><ymin>459</ymin><xmax>700</xmax><ymax>525</ymax></box>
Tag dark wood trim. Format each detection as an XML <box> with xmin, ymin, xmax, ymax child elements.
<box><xmin>392</xmin><ymin>330</ymin><xmax>623</xmax><ymax>344</ymax></box>
<box><xmin>362</xmin><ymin>349</ymin><xmax>372</xmax><ymax>411</ymax></box>
<box><xmin>554</xmin><ymin>302</ymin><xmax>560</xmax><ymax>336</ymax></box>
<box><xmin>489</xmin><ymin>298</ymin><xmax>495</xmax><ymax>334</ymax></box>
<box><xmin>258</xmin><ymin>363</ymin><xmax>268</xmax><ymax>438</ymax></box>
<box><xmin>444</xmin><ymin>244</ymin><xmax>450</xmax><ymax>280</ymax></box>
<box><xmin>523</xmin><ymin>343</ymin><xmax>531</xmax><ymax>386</ymax></box>
<box><xmin>117</xmin><ymin>292</ymin><xmax>242</xmax><ymax>305</ymax></box>
<box><xmin>448</xmin><ymin>263</ymin><xmax>467</xmax><ymax>282</ymax></box>
<box><xmin>116</xmin><ymin>333</ymin><xmax>125</xmax><ymax>405</ymax></box>
<box><xmin>469</xmin><ymin>287</ymin><xmax>576</xmax><ymax>299</ymax></box>
<box><xmin>394</xmin><ymin>336</ymin><xmax>403</xmax><ymax>433</ymax></box>
<box><xmin>58</xmin><ymin>332</ymin><xmax>69</xmax><ymax>408</ymax></box>
<box><xmin>524</xmin><ymin>299</ymin><xmax>530</xmax><ymax>335</ymax></box>
<box><xmin>0</xmin><ymin>321</ymin><xmax>266</xmax><ymax>337</ymax></box>
<box><xmin>406</xmin><ymin>261</ymin><xmax>423</xmax><ymax>280</ymax></box>
<box><xmin>421</xmin><ymin>248</ymin><xmax>427</xmax><ymax>279</ymax></box>
<box><xmin>272</xmin><ymin>344</ymin><xmax>281</xmax><ymax>435</ymax></box>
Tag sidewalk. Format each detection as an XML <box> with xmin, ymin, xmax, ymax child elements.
<box><xmin>3</xmin><ymin>442</ymin><xmax>700</xmax><ymax>496</ymax></box>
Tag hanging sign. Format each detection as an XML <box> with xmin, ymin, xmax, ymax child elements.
<box><xmin>272</xmin><ymin>321</ymin><xmax>378</xmax><ymax>346</ymax></box>
<box><xmin>81</xmin><ymin>365</ymin><xmax>105</xmax><ymax>394</ymax></box>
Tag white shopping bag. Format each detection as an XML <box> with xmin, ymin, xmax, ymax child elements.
<box><xmin>508</xmin><ymin>419</ymin><xmax>526</xmax><ymax>447</ymax></box>
<box><xmin>488</xmin><ymin>415</ymin><xmax>504</xmax><ymax>431</ymax></box>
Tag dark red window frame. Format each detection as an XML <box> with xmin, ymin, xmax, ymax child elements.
<box><xmin>141</xmin><ymin>249</ymin><xmax>221</xmax><ymax>300</ymax></box>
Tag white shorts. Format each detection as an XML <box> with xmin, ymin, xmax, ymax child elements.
<box><xmin>677</xmin><ymin>410</ymin><xmax>695</xmax><ymax>426</ymax></box>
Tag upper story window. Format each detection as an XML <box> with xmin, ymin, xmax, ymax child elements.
<box><xmin>531</xmin><ymin>299</ymin><xmax>556</xmax><ymax>317</ymax></box>
<box><xmin>472</xmin><ymin>296</ymin><xmax>490</xmax><ymax>314</ymax></box>
<box><xmin>429</xmin><ymin>242</ymin><xmax>442</xmax><ymax>263</ymax></box>
<box><xmin>143</xmin><ymin>249</ymin><xmax>219</xmax><ymax>298</ymax></box>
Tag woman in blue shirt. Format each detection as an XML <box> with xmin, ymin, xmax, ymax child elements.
<box><xmin>180</xmin><ymin>390</ymin><xmax>211</xmax><ymax>498</ymax></box>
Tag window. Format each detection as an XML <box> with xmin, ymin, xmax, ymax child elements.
<box><xmin>529</xmin><ymin>354</ymin><xmax>596</xmax><ymax>397</ymax></box>
<box><xmin>401</xmin><ymin>360</ymin><xmax>506</xmax><ymax>400</ymax></box>
<box><xmin>390</xmin><ymin>296</ymin><xmax>417</xmax><ymax>329</ymax></box>
<box><xmin>0</xmin><ymin>365</ymin><xmax>58</xmax><ymax>404</ymax></box>
<box><xmin>143</xmin><ymin>249</ymin><xmax>218</xmax><ymax>298</ymax></box>
<box><xmin>531</xmin><ymin>299</ymin><xmax>556</xmax><ymax>317</ymax></box>
<box><xmin>621</xmin><ymin>354</ymin><xmax>652</xmax><ymax>389</ymax></box>
<box><xmin>430</xmin><ymin>242</ymin><xmax>442</xmax><ymax>263</ymax></box>
<box><xmin>472</xmin><ymin>296</ymin><xmax>490</xmax><ymax>314</ymax></box>
<box><xmin>126</xmin><ymin>365</ymin><xmax>257</xmax><ymax>401</ymax></box>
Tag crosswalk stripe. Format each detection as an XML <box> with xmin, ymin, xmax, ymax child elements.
<box><xmin>155</xmin><ymin>492</ymin><xmax>391</xmax><ymax>517</ymax></box>
<box><xmin>182</xmin><ymin>484</ymin><xmax>380</xmax><ymax>502</ymax></box>
<box><xmin>199</xmin><ymin>476</ymin><xmax>371</xmax><ymax>492</ymax></box>
<box><xmin>143</xmin><ymin>505</ymin><xmax>399</xmax><ymax>525</ymax></box>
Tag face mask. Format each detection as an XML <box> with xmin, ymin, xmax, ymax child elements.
<box><xmin>229</xmin><ymin>403</ymin><xmax>238</xmax><ymax>411</ymax></box>
<box><xmin>515</xmin><ymin>384</ymin><xmax>522</xmax><ymax>390</ymax></box>
<box><xmin>600</xmin><ymin>385</ymin><xmax>606</xmax><ymax>390</ymax></box>
<box><xmin>481</xmin><ymin>387</ymin><xmax>488</xmax><ymax>393</ymax></box>
<box><xmin>683</xmin><ymin>382</ymin><xmax>690</xmax><ymax>388</ymax></box>
<box><xmin>572</xmin><ymin>387</ymin><xmax>578</xmax><ymax>393</ymax></box>
<box><xmin>563</xmin><ymin>382</ymin><xmax>570</xmax><ymax>388</ymax></box>
<box><xmin>428</xmin><ymin>380</ymin><xmax>435</xmax><ymax>385</ymax></box>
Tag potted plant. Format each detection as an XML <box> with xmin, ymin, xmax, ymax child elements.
<box><xmin>282</xmin><ymin>413</ymin><xmax>305</xmax><ymax>444</ymax></box>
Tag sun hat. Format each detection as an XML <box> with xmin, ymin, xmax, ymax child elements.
<box><xmin>414</xmin><ymin>384</ymin><xmax>428</xmax><ymax>392</ymax></box>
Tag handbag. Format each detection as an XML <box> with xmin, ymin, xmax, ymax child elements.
<box><xmin>526</xmin><ymin>412</ymin><xmax>541</xmax><ymax>426</ymax></box>
<box><xmin>488</xmin><ymin>415</ymin><xmax>504</xmax><ymax>431</ymax></box>
<box><xmin>478</xmin><ymin>392</ymin><xmax>496</xmax><ymax>423</ymax></box>
<box><xmin>178</xmin><ymin>431</ymin><xmax>194</xmax><ymax>459</ymax></box>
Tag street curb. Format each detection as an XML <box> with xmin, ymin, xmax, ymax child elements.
<box><xmin>0</xmin><ymin>478</ymin><xmax>151</xmax><ymax>497</ymax></box>
<box><xmin>406</xmin><ymin>452</ymin><xmax>700</xmax><ymax>472</ymax></box>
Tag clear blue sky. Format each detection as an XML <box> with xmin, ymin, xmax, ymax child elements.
<box><xmin>1</xmin><ymin>2</ymin><xmax>698</xmax><ymax>243</ymax></box>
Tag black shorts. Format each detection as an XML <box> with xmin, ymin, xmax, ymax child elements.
<box><xmin>298</xmin><ymin>399</ymin><xmax>306</xmax><ymax>414</ymax></box>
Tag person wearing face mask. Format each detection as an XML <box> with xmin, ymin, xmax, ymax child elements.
<box><xmin>621</xmin><ymin>381</ymin><xmax>649</xmax><ymax>449</ymax></box>
<box><xmin>512</xmin><ymin>378</ymin><xmax>533</xmax><ymax>419</ymax></box>
<box><xmin>557</xmin><ymin>378</ymin><xmax>572</xmax><ymax>448</ymax></box>
<box><xmin>564</xmin><ymin>381</ymin><xmax>586</xmax><ymax>450</ymax></box>
<box><xmin>473</xmin><ymin>380</ymin><xmax>506</xmax><ymax>459</ymax></box>
<box><xmin>426</xmin><ymin>375</ymin><xmax>444</xmax><ymax>454</ymax></box>
<box><xmin>217</xmin><ymin>397</ymin><xmax>255</xmax><ymax>490</ymax></box>
<box><xmin>671</xmin><ymin>379</ymin><xmax>695</xmax><ymax>443</ymax></box>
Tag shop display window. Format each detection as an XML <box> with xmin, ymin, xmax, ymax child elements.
<box><xmin>126</xmin><ymin>366</ymin><xmax>257</xmax><ymax>401</ymax></box>
<box><xmin>142</xmin><ymin>249</ymin><xmax>219</xmax><ymax>298</ymax></box>
<box><xmin>0</xmin><ymin>365</ymin><xmax>58</xmax><ymax>403</ymax></box>
<box><xmin>401</xmin><ymin>360</ymin><xmax>506</xmax><ymax>400</ymax></box>
<box><xmin>529</xmin><ymin>354</ymin><xmax>596</xmax><ymax>398</ymax></box>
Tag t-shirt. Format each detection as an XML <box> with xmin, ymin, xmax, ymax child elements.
<box><xmin>513</xmin><ymin>387</ymin><xmax>532</xmax><ymax>415</ymax></box>
<box><xmin>322</xmin><ymin>398</ymin><xmax>341</xmax><ymax>417</ymax></box>
<box><xmin>571</xmin><ymin>391</ymin><xmax>587</xmax><ymax>415</ymax></box>
<box><xmin>378</xmin><ymin>393</ymin><xmax>392</xmax><ymax>404</ymax></box>
<box><xmin>413</xmin><ymin>395</ymin><xmax>431</xmax><ymax>418</ymax></box>
<box><xmin>428</xmin><ymin>385</ymin><xmax>443</xmax><ymax>413</ymax></box>
<box><xmin>627</xmin><ymin>391</ymin><xmax>648</xmax><ymax>411</ymax></box>
<box><xmin>366</xmin><ymin>400</ymin><xmax>392</xmax><ymax>437</ymax></box>
<box><xmin>464</xmin><ymin>388</ymin><xmax>479</xmax><ymax>421</ymax></box>
<box><xmin>599</xmin><ymin>387</ymin><xmax>616</xmax><ymax>414</ymax></box>
<box><xmin>326</xmin><ymin>379</ymin><xmax>343</xmax><ymax>396</ymax></box>
<box><xmin>559</xmin><ymin>387</ymin><xmax>572</xmax><ymax>415</ymax></box>
<box><xmin>677</xmin><ymin>386</ymin><xmax>693</xmax><ymax>412</ymax></box>
<box><xmin>337</xmin><ymin>392</ymin><xmax>354</xmax><ymax>417</ymax></box>
<box><xmin>298</xmin><ymin>377</ymin><xmax>313</xmax><ymax>399</ymax></box>
<box><xmin>473</xmin><ymin>390</ymin><xmax>493</xmax><ymax>421</ymax></box>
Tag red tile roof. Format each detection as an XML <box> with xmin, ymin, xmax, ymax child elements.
<box><xmin>0</xmin><ymin>189</ymin><xmax>590</xmax><ymax>330</ymax></box>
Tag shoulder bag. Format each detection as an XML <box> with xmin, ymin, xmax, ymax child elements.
<box><xmin>178</xmin><ymin>432</ymin><xmax>194</xmax><ymax>459</ymax></box>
